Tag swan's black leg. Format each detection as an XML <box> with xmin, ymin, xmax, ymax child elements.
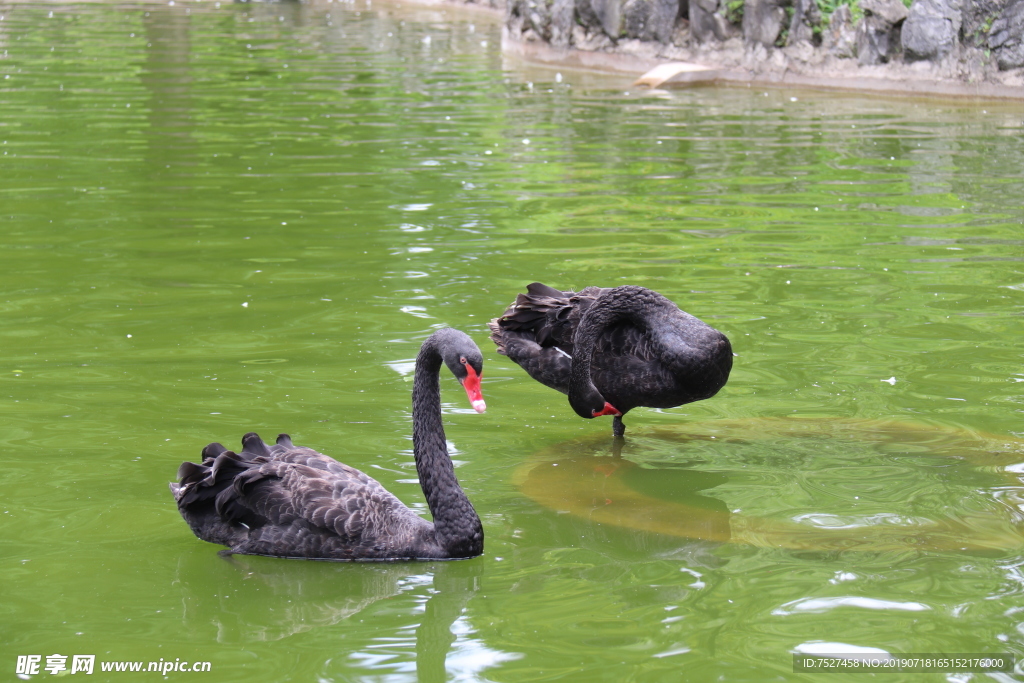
<box><xmin>612</xmin><ymin>415</ymin><xmax>625</xmax><ymax>437</ymax></box>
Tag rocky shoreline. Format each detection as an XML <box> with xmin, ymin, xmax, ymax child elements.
<box><xmin>466</xmin><ymin>0</ymin><xmax>1024</xmax><ymax>98</ymax></box>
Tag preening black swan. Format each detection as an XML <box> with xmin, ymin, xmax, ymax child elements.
<box><xmin>169</xmin><ymin>328</ymin><xmax>486</xmax><ymax>561</ymax></box>
<box><xmin>489</xmin><ymin>283</ymin><xmax>732</xmax><ymax>437</ymax></box>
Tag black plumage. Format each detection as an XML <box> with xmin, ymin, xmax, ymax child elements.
<box><xmin>489</xmin><ymin>283</ymin><xmax>732</xmax><ymax>436</ymax></box>
<box><xmin>169</xmin><ymin>328</ymin><xmax>486</xmax><ymax>561</ymax></box>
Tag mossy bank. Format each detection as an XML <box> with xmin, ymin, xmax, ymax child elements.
<box><xmin>460</xmin><ymin>0</ymin><xmax>1024</xmax><ymax>96</ymax></box>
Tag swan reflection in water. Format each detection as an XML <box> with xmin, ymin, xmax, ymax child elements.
<box><xmin>515</xmin><ymin>418</ymin><xmax>1024</xmax><ymax>554</ymax></box>
<box><xmin>173</xmin><ymin>553</ymin><xmax>515</xmax><ymax>682</ymax></box>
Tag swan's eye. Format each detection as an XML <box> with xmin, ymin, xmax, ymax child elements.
<box><xmin>459</xmin><ymin>356</ymin><xmax>467</xmax><ymax>364</ymax></box>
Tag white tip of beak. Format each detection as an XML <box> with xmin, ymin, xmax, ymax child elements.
<box><xmin>471</xmin><ymin>400</ymin><xmax>487</xmax><ymax>413</ymax></box>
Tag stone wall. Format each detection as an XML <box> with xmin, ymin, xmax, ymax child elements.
<box><xmin>499</xmin><ymin>0</ymin><xmax>1024</xmax><ymax>76</ymax></box>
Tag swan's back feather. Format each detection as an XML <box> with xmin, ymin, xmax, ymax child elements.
<box><xmin>171</xmin><ymin>434</ymin><xmax>441</xmax><ymax>560</ymax></box>
<box><xmin>489</xmin><ymin>282</ymin><xmax>732</xmax><ymax>415</ymax></box>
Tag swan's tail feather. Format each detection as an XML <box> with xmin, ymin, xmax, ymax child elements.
<box><xmin>171</xmin><ymin>446</ymin><xmax>260</xmax><ymax>547</ymax></box>
<box><xmin>489</xmin><ymin>283</ymin><xmax>615</xmax><ymax>393</ymax></box>
<box><xmin>215</xmin><ymin>466</ymin><xmax>270</xmax><ymax>523</ymax></box>
<box><xmin>525</xmin><ymin>282</ymin><xmax>566</xmax><ymax>298</ymax></box>
<box><xmin>486</xmin><ymin>319</ymin><xmax>508</xmax><ymax>355</ymax></box>
<box><xmin>492</xmin><ymin>282</ymin><xmax>603</xmax><ymax>350</ymax></box>
<box><xmin>176</xmin><ymin>460</ymin><xmax>207</xmax><ymax>484</ymax></box>
<box><xmin>241</xmin><ymin>432</ymin><xmax>271</xmax><ymax>457</ymax></box>
<box><xmin>202</xmin><ymin>442</ymin><xmax>228</xmax><ymax>460</ymax></box>
<box><xmin>173</xmin><ymin>450</ymin><xmax>250</xmax><ymax>507</ymax></box>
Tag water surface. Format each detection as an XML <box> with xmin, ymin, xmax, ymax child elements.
<box><xmin>2</xmin><ymin>1</ymin><xmax>1024</xmax><ymax>680</ymax></box>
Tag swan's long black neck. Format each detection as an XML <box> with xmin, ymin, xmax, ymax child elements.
<box><xmin>568</xmin><ymin>286</ymin><xmax>732</xmax><ymax>418</ymax></box>
<box><xmin>412</xmin><ymin>331</ymin><xmax>483</xmax><ymax>558</ymax></box>
<box><xmin>569</xmin><ymin>286</ymin><xmax>677</xmax><ymax>401</ymax></box>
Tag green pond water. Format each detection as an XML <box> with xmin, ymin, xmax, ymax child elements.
<box><xmin>3</xmin><ymin>0</ymin><xmax>1024</xmax><ymax>680</ymax></box>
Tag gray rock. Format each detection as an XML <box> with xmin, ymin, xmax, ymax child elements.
<box><xmin>571</xmin><ymin>23</ymin><xmax>618</xmax><ymax>48</ymax></box>
<box><xmin>550</xmin><ymin>0</ymin><xmax>576</xmax><ymax>46</ymax></box>
<box><xmin>857</xmin><ymin>13</ymin><xmax>902</xmax><ymax>63</ymax></box>
<box><xmin>690</xmin><ymin>0</ymin><xmax>735</xmax><ymax>41</ymax></box>
<box><xmin>788</xmin><ymin>0</ymin><xmax>823</xmax><ymax>44</ymax></box>
<box><xmin>962</xmin><ymin>0</ymin><xmax>1003</xmax><ymax>46</ymax></box>
<box><xmin>594</xmin><ymin>0</ymin><xmax>624</xmax><ymax>36</ymax></box>
<box><xmin>902</xmin><ymin>0</ymin><xmax>962</xmax><ymax>61</ymax></box>
<box><xmin>861</xmin><ymin>0</ymin><xmax>910</xmax><ymax>25</ymax></box>
<box><xmin>504</xmin><ymin>0</ymin><xmax>1022</xmax><ymax>73</ymax></box>
<box><xmin>743</xmin><ymin>0</ymin><xmax>789</xmax><ymax>46</ymax></box>
<box><xmin>823</xmin><ymin>4</ymin><xmax>858</xmax><ymax>57</ymax></box>
<box><xmin>623</xmin><ymin>0</ymin><xmax>681</xmax><ymax>42</ymax></box>
<box><xmin>989</xmin><ymin>0</ymin><xmax>1024</xmax><ymax>69</ymax></box>
<box><xmin>577</xmin><ymin>0</ymin><xmax>623</xmax><ymax>38</ymax></box>
<box><xmin>528</xmin><ymin>0</ymin><xmax>553</xmax><ymax>40</ymax></box>
<box><xmin>856</xmin><ymin>0</ymin><xmax>908</xmax><ymax>63</ymax></box>
<box><xmin>506</xmin><ymin>0</ymin><xmax>529</xmax><ymax>39</ymax></box>
<box><xmin>574</xmin><ymin>0</ymin><xmax>601</xmax><ymax>32</ymax></box>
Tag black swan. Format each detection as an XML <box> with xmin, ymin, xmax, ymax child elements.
<box><xmin>169</xmin><ymin>328</ymin><xmax>486</xmax><ymax>561</ymax></box>
<box><xmin>489</xmin><ymin>283</ymin><xmax>732</xmax><ymax>437</ymax></box>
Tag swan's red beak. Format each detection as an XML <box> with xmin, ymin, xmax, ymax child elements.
<box><xmin>462</xmin><ymin>364</ymin><xmax>486</xmax><ymax>413</ymax></box>
<box><xmin>592</xmin><ymin>402</ymin><xmax>621</xmax><ymax>417</ymax></box>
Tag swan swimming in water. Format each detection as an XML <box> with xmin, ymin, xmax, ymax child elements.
<box><xmin>170</xmin><ymin>328</ymin><xmax>486</xmax><ymax>561</ymax></box>
<box><xmin>490</xmin><ymin>283</ymin><xmax>732</xmax><ymax>436</ymax></box>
